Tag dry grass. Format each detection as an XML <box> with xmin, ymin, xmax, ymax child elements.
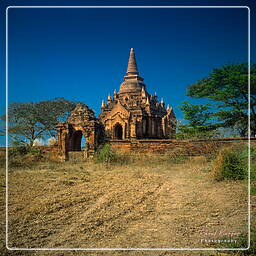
<box><xmin>0</xmin><ymin>153</ymin><xmax>252</xmax><ymax>256</ymax></box>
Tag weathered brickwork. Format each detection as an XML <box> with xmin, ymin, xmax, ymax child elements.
<box><xmin>109</xmin><ymin>138</ymin><xmax>256</xmax><ymax>156</ymax></box>
<box><xmin>36</xmin><ymin>146</ymin><xmax>64</xmax><ymax>161</ymax></box>
<box><xmin>3</xmin><ymin>138</ymin><xmax>254</xmax><ymax>163</ymax></box>
<box><xmin>57</xmin><ymin>103</ymin><xmax>104</xmax><ymax>160</ymax></box>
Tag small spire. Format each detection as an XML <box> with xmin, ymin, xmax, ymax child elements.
<box><xmin>146</xmin><ymin>97</ymin><xmax>150</xmax><ymax>105</ymax></box>
<box><xmin>167</xmin><ymin>104</ymin><xmax>170</xmax><ymax>110</ymax></box>
<box><xmin>126</xmin><ymin>48</ymin><xmax>139</xmax><ymax>76</ymax></box>
<box><xmin>161</xmin><ymin>98</ymin><xmax>165</xmax><ymax>107</ymax></box>
<box><xmin>141</xmin><ymin>87</ymin><xmax>146</xmax><ymax>97</ymax></box>
<box><xmin>107</xmin><ymin>94</ymin><xmax>112</xmax><ymax>103</ymax></box>
<box><xmin>101</xmin><ymin>100</ymin><xmax>106</xmax><ymax>108</ymax></box>
<box><xmin>114</xmin><ymin>89</ymin><xmax>117</xmax><ymax>99</ymax></box>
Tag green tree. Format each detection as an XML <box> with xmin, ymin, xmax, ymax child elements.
<box><xmin>185</xmin><ymin>63</ymin><xmax>255</xmax><ymax>137</ymax></box>
<box><xmin>178</xmin><ymin>102</ymin><xmax>218</xmax><ymax>139</ymax></box>
<box><xmin>1</xmin><ymin>97</ymin><xmax>77</xmax><ymax>146</ymax></box>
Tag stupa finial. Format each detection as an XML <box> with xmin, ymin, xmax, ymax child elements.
<box><xmin>126</xmin><ymin>48</ymin><xmax>139</xmax><ymax>76</ymax></box>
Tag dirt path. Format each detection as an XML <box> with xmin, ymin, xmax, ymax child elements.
<box><xmin>1</xmin><ymin>156</ymin><xmax>249</xmax><ymax>255</ymax></box>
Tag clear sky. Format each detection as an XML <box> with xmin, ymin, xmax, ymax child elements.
<box><xmin>0</xmin><ymin>0</ymin><xmax>255</xmax><ymax>145</ymax></box>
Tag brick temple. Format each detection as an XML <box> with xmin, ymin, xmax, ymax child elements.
<box><xmin>57</xmin><ymin>48</ymin><xmax>176</xmax><ymax>158</ymax></box>
<box><xmin>99</xmin><ymin>48</ymin><xmax>176</xmax><ymax>140</ymax></box>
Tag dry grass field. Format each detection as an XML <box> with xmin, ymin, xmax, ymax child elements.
<box><xmin>0</xmin><ymin>151</ymin><xmax>254</xmax><ymax>256</ymax></box>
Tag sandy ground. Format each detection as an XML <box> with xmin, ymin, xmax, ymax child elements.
<box><xmin>0</xmin><ymin>156</ymin><xmax>252</xmax><ymax>255</ymax></box>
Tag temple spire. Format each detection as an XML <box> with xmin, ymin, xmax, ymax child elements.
<box><xmin>107</xmin><ymin>94</ymin><xmax>112</xmax><ymax>104</ymax></box>
<box><xmin>126</xmin><ymin>48</ymin><xmax>139</xmax><ymax>76</ymax></box>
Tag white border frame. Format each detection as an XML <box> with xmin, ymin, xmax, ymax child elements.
<box><xmin>5</xmin><ymin>5</ymin><xmax>251</xmax><ymax>251</ymax></box>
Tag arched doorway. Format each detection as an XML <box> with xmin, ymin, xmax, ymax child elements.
<box><xmin>70</xmin><ymin>130</ymin><xmax>83</xmax><ymax>151</ymax></box>
<box><xmin>114</xmin><ymin>123</ymin><xmax>123</xmax><ymax>139</ymax></box>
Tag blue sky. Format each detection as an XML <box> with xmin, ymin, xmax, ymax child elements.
<box><xmin>0</xmin><ymin>0</ymin><xmax>255</xmax><ymax>145</ymax></box>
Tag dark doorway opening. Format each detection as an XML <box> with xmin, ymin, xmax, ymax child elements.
<box><xmin>70</xmin><ymin>130</ymin><xmax>83</xmax><ymax>151</ymax></box>
<box><xmin>114</xmin><ymin>123</ymin><xmax>123</xmax><ymax>140</ymax></box>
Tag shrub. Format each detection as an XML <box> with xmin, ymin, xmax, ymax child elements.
<box><xmin>8</xmin><ymin>145</ymin><xmax>44</xmax><ymax>168</ymax></box>
<box><xmin>212</xmin><ymin>146</ymin><xmax>247</xmax><ymax>181</ymax></box>
<box><xmin>27</xmin><ymin>146</ymin><xmax>42</xmax><ymax>156</ymax></box>
<box><xmin>9</xmin><ymin>146</ymin><xmax>28</xmax><ymax>156</ymax></box>
<box><xmin>95</xmin><ymin>144</ymin><xmax>116</xmax><ymax>163</ymax></box>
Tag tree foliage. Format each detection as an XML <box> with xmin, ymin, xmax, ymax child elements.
<box><xmin>184</xmin><ymin>63</ymin><xmax>255</xmax><ymax>137</ymax></box>
<box><xmin>180</xmin><ymin>102</ymin><xmax>213</xmax><ymax>128</ymax></box>
<box><xmin>177</xmin><ymin>102</ymin><xmax>218</xmax><ymax>139</ymax></box>
<box><xmin>1</xmin><ymin>97</ymin><xmax>77</xmax><ymax>146</ymax></box>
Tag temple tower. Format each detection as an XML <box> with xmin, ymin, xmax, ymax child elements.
<box><xmin>99</xmin><ymin>48</ymin><xmax>176</xmax><ymax>140</ymax></box>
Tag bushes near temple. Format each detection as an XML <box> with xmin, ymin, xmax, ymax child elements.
<box><xmin>95</xmin><ymin>144</ymin><xmax>133</xmax><ymax>165</ymax></box>
<box><xmin>8</xmin><ymin>146</ymin><xmax>43</xmax><ymax>168</ymax></box>
<box><xmin>212</xmin><ymin>144</ymin><xmax>255</xmax><ymax>181</ymax></box>
<box><xmin>95</xmin><ymin>144</ymin><xmax>116</xmax><ymax>163</ymax></box>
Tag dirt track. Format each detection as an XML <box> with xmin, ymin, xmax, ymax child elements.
<box><xmin>0</xmin><ymin>156</ymin><xmax>250</xmax><ymax>255</ymax></box>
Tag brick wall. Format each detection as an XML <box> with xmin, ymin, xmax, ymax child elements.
<box><xmin>109</xmin><ymin>138</ymin><xmax>256</xmax><ymax>156</ymax></box>
<box><xmin>1</xmin><ymin>138</ymin><xmax>255</xmax><ymax>160</ymax></box>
